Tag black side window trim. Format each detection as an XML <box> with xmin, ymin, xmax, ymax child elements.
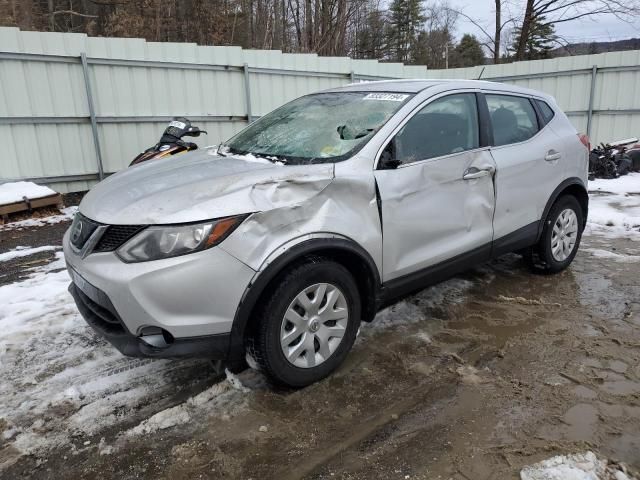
<box><xmin>476</xmin><ymin>92</ymin><xmax>493</xmax><ymax>147</ymax></box>
<box><xmin>530</xmin><ymin>98</ymin><xmax>545</xmax><ymax>129</ymax></box>
<box><xmin>531</xmin><ymin>98</ymin><xmax>544</xmax><ymax>130</ymax></box>
<box><xmin>532</xmin><ymin>98</ymin><xmax>555</xmax><ymax>127</ymax></box>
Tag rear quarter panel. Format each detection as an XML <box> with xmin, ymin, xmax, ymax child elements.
<box><xmin>549</xmin><ymin>111</ymin><xmax>588</xmax><ymax>187</ymax></box>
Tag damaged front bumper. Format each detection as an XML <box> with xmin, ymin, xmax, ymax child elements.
<box><xmin>68</xmin><ymin>278</ymin><xmax>231</xmax><ymax>359</ymax></box>
<box><xmin>63</xmin><ymin>224</ymin><xmax>256</xmax><ymax>357</ymax></box>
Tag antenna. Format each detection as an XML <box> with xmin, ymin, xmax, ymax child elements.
<box><xmin>477</xmin><ymin>66</ymin><xmax>485</xmax><ymax>80</ymax></box>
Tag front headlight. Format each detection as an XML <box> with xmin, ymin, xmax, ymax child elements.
<box><xmin>117</xmin><ymin>215</ymin><xmax>246</xmax><ymax>263</ymax></box>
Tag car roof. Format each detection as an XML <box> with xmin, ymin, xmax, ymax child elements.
<box><xmin>326</xmin><ymin>79</ymin><xmax>442</xmax><ymax>93</ymax></box>
<box><xmin>325</xmin><ymin>79</ymin><xmax>551</xmax><ymax>99</ymax></box>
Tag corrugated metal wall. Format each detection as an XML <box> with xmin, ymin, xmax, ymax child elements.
<box><xmin>1</xmin><ymin>27</ymin><xmax>640</xmax><ymax>193</ymax></box>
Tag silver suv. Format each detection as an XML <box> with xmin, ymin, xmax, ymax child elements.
<box><xmin>64</xmin><ymin>80</ymin><xmax>589</xmax><ymax>387</ymax></box>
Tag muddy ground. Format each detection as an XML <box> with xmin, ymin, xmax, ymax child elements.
<box><xmin>1</xmin><ymin>214</ymin><xmax>639</xmax><ymax>479</ymax></box>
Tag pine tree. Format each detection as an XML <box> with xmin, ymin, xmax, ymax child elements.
<box><xmin>511</xmin><ymin>16</ymin><xmax>556</xmax><ymax>60</ymax></box>
<box><xmin>454</xmin><ymin>34</ymin><xmax>485</xmax><ymax>67</ymax></box>
<box><xmin>387</xmin><ymin>0</ymin><xmax>424</xmax><ymax>62</ymax></box>
<box><xmin>412</xmin><ymin>28</ymin><xmax>454</xmax><ymax>68</ymax></box>
<box><xmin>355</xmin><ymin>9</ymin><xmax>388</xmax><ymax>59</ymax></box>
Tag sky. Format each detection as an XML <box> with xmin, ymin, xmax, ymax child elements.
<box><xmin>450</xmin><ymin>0</ymin><xmax>640</xmax><ymax>46</ymax></box>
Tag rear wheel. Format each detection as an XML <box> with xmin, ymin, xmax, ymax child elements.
<box><xmin>247</xmin><ymin>257</ymin><xmax>361</xmax><ymax>387</ymax></box>
<box><xmin>526</xmin><ymin>195</ymin><xmax>584</xmax><ymax>274</ymax></box>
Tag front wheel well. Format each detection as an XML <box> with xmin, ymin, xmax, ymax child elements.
<box><xmin>234</xmin><ymin>243</ymin><xmax>380</xmax><ymax>363</ymax></box>
<box><xmin>315</xmin><ymin>248</ymin><xmax>379</xmax><ymax>323</ymax></box>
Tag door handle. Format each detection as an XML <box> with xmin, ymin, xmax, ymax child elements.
<box><xmin>463</xmin><ymin>167</ymin><xmax>493</xmax><ymax>180</ymax></box>
<box><xmin>545</xmin><ymin>150</ymin><xmax>561</xmax><ymax>162</ymax></box>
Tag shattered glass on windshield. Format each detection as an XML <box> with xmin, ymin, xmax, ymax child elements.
<box><xmin>221</xmin><ymin>91</ymin><xmax>412</xmax><ymax>164</ymax></box>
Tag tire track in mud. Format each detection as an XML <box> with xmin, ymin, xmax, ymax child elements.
<box><xmin>275</xmin><ymin>373</ymin><xmax>458</xmax><ymax>480</ymax></box>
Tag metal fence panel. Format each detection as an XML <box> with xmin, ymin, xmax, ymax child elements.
<box><xmin>1</xmin><ymin>26</ymin><xmax>640</xmax><ymax>192</ymax></box>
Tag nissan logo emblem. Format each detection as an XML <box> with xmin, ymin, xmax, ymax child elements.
<box><xmin>71</xmin><ymin>219</ymin><xmax>83</xmax><ymax>244</ymax></box>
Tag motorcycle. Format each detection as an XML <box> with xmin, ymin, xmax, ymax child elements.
<box><xmin>588</xmin><ymin>137</ymin><xmax>636</xmax><ymax>180</ymax></box>
<box><xmin>129</xmin><ymin>117</ymin><xmax>207</xmax><ymax>166</ymax></box>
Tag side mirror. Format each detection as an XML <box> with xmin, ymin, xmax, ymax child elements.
<box><xmin>378</xmin><ymin>141</ymin><xmax>401</xmax><ymax>169</ymax></box>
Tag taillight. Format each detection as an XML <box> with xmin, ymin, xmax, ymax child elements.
<box><xmin>578</xmin><ymin>133</ymin><xmax>590</xmax><ymax>150</ymax></box>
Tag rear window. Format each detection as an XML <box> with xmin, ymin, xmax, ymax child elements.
<box><xmin>486</xmin><ymin>94</ymin><xmax>539</xmax><ymax>146</ymax></box>
<box><xmin>535</xmin><ymin>99</ymin><xmax>555</xmax><ymax>126</ymax></box>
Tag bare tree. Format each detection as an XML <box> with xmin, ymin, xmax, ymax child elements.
<box><xmin>514</xmin><ymin>0</ymin><xmax>640</xmax><ymax>60</ymax></box>
<box><xmin>493</xmin><ymin>0</ymin><xmax>500</xmax><ymax>63</ymax></box>
<box><xmin>412</xmin><ymin>1</ymin><xmax>458</xmax><ymax>68</ymax></box>
<box><xmin>3</xmin><ymin>0</ymin><xmax>640</xmax><ymax>66</ymax></box>
<box><xmin>448</xmin><ymin>0</ymin><xmax>514</xmax><ymax>63</ymax></box>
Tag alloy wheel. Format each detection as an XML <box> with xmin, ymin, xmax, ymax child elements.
<box><xmin>551</xmin><ymin>208</ymin><xmax>578</xmax><ymax>261</ymax></box>
<box><xmin>280</xmin><ymin>283</ymin><xmax>349</xmax><ymax>368</ymax></box>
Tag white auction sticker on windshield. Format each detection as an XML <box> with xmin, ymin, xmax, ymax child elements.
<box><xmin>363</xmin><ymin>93</ymin><xmax>409</xmax><ymax>102</ymax></box>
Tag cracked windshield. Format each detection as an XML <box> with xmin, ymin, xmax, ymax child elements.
<box><xmin>222</xmin><ymin>92</ymin><xmax>412</xmax><ymax>163</ymax></box>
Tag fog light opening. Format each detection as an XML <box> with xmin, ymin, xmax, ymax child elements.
<box><xmin>162</xmin><ymin>328</ymin><xmax>175</xmax><ymax>344</ymax></box>
<box><xmin>139</xmin><ymin>326</ymin><xmax>175</xmax><ymax>349</ymax></box>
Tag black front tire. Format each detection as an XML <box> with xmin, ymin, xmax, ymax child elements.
<box><xmin>528</xmin><ymin>195</ymin><xmax>584</xmax><ymax>274</ymax></box>
<box><xmin>247</xmin><ymin>257</ymin><xmax>361</xmax><ymax>388</ymax></box>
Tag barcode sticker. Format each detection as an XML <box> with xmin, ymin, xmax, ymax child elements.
<box><xmin>363</xmin><ymin>93</ymin><xmax>409</xmax><ymax>102</ymax></box>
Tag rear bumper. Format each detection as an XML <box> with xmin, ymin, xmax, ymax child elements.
<box><xmin>68</xmin><ymin>282</ymin><xmax>231</xmax><ymax>359</ymax></box>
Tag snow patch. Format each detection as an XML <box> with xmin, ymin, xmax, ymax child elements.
<box><xmin>587</xmin><ymin>173</ymin><xmax>640</xmax><ymax>239</ymax></box>
<box><xmin>414</xmin><ymin>331</ymin><xmax>432</xmax><ymax>344</ymax></box>
<box><xmin>367</xmin><ymin>278</ymin><xmax>474</xmax><ymax>331</ymax></box>
<box><xmin>231</xmin><ymin>152</ymin><xmax>285</xmax><ymax>166</ymax></box>
<box><xmin>0</xmin><ymin>181</ymin><xmax>57</xmax><ymax>205</ymax></box>
<box><xmin>127</xmin><ymin>369</ymin><xmax>259</xmax><ymax>436</ymax></box>
<box><xmin>0</xmin><ymin>206</ymin><xmax>77</xmax><ymax>231</ymax></box>
<box><xmin>128</xmin><ymin>404</ymin><xmax>192</xmax><ymax>435</ymax></box>
<box><xmin>210</xmin><ymin>146</ymin><xmax>285</xmax><ymax>165</ymax></box>
<box><xmin>0</xmin><ymin>254</ymin><xmax>257</xmax><ymax>460</ymax></box>
<box><xmin>98</xmin><ymin>437</ymin><xmax>113</xmax><ymax>456</ymax></box>
<box><xmin>583</xmin><ymin>248</ymin><xmax>640</xmax><ymax>263</ymax></box>
<box><xmin>589</xmin><ymin>173</ymin><xmax>640</xmax><ymax>196</ymax></box>
<box><xmin>0</xmin><ymin>245</ymin><xmax>60</xmax><ymax>262</ymax></box>
<box><xmin>224</xmin><ymin>368</ymin><xmax>251</xmax><ymax>393</ymax></box>
<box><xmin>520</xmin><ymin>451</ymin><xmax>635</xmax><ymax>480</ymax></box>
<box><xmin>456</xmin><ymin>365</ymin><xmax>486</xmax><ymax>385</ymax></box>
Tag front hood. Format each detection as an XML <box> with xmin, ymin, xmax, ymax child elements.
<box><xmin>80</xmin><ymin>149</ymin><xmax>334</xmax><ymax>224</ymax></box>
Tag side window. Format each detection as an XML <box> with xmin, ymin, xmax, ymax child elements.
<box><xmin>385</xmin><ymin>93</ymin><xmax>479</xmax><ymax>166</ymax></box>
<box><xmin>486</xmin><ymin>94</ymin><xmax>539</xmax><ymax>146</ymax></box>
<box><xmin>535</xmin><ymin>99</ymin><xmax>555</xmax><ymax>126</ymax></box>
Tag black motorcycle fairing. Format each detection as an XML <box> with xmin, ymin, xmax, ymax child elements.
<box><xmin>129</xmin><ymin>117</ymin><xmax>207</xmax><ymax>166</ymax></box>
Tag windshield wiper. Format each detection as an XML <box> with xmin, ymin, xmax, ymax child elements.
<box><xmin>217</xmin><ymin>144</ymin><xmax>231</xmax><ymax>157</ymax></box>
